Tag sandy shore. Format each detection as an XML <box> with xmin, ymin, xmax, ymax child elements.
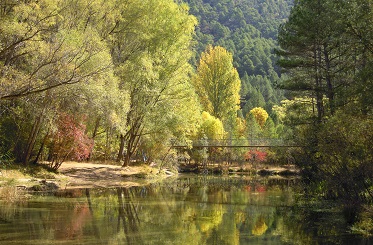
<box><xmin>0</xmin><ymin>162</ymin><xmax>172</xmax><ymax>190</ymax></box>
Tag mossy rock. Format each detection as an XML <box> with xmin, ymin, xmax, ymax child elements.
<box><xmin>29</xmin><ymin>180</ymin><xmax>59</xmax><ymax>191</ymax></box>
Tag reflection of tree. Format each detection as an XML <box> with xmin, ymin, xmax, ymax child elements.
<box><xmin>117</xmin><ymin>187</ymin><xmax>143</xmax><ymax>245</ymax></box>
<box><xmin>55</xmin><ymin>203</ymin><xmax>91</xmax><ymax>240</ymax></box>
<box><xmin>252</xmin><ymin>216</ymin><xmax>268</xmax><ymax>236</ymax></box>
<box><xmin>0</xmin><ymin>187</ymin><xmax>24</xmax><ymax>222</ymax></box>
<box><xmin>85</xmin><ymin>189</ymin><xmax>101</xmax><ymax>241</ymax></box>
<box><xmin>279</xmin><ymin>204</ymin><xmax>358</xmax><ymax>245</ymax></box>
<box><xmin>2</xmin><ymin>177</ymin><xmax>361</xmax><ymax>244</ymax></box>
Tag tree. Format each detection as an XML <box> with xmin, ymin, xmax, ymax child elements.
<box><xmin>276</xmin><ymin>0</ymin><xmax>358</xmax><ymax>120</ymax></box>
<box><xmin>0</xmin><ymin>0</ymin><xmax>112</xmax><ymax>101</ymax></box>
<box><xmin>193</xmin><ymin>45</ymin><xmax>241</xmax><ymax>122</ymax></box>
<box><xmin>0</xmin><ymin>0</ymin><xmax>118</xmax><ymax>165</ymax></box>
<box><xmin>110</xmin><ymin>0</ymin><xmax>198</xmax><ymax>166</ymax></box>
<box><xmin>249</xmin><ymin>107</ymin><xmax>268</xmax><ymax>129</ymax></box>
<box><xmin>246</xmin><ymin>112</ymin><xmax>262</xmax><ymax>139</ymax></box>
<box><xmin>339</xmin><ymin>0</ymin><xmax>373</xmax><ymax>114</ymax></box>
<box><xmin>263</xmin><ymin>117</ymin><xmax>277</xmax><ymax>138</ymax></box>
<box><xmin>275</xmin><ymin>0</ymin><xmax>373</xmax><ymax>214</ymax></box>
<box><xmin>198</xmin><ymin>111</ymin><xmax>226</xmax><ymax>140</ymax></box>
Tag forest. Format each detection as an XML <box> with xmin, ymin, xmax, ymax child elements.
<box><xmin>0</xmin><ymin>0</ymin><xmax>373</xmax><ymax>230</ymax></box>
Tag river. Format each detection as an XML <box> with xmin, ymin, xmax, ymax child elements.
<box><xmin>0</xmin><ymin>175</ymin><xmax>370</xmax><ymax>244</ymax></box>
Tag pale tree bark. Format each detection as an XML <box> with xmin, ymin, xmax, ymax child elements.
<box><xmin>23</xmin><ymin>104</ymin><xmax>47</xmax><ymax>165</ymax></box>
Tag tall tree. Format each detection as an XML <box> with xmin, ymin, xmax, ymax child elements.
<box><xmin>193</xmin><ymin>45</ymin><xmax>241</xmax><ymax>122</ymax></box>
<box><xmin>109</xmin><ymin>0</ymin><xmax>198</xmax><ymax>166</ymax></box>
<box><xmin>277</xmin><ymin>0</ymin><xmax>359</xmax><ymax>119</ymax></box>
<box><xmin>185</xmin><ymin>0</ymin><xmax>292</xmax><ymax>115</ymax></box>
<box><xmin>276</xmin><ymin>0</ymin><xmax>373</xmax><ymax>209</ymax></box>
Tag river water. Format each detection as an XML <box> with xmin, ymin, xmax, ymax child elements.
<box><xmin>0</xmin><ymin>175</ymin><xmax>370</xmax><ymax>244</ymax></box>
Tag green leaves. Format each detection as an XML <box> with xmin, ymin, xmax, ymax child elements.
<box><xmin>109</xmin><ymin>0</ymin><xmax>199</xmax><ymax>165</ymax></box>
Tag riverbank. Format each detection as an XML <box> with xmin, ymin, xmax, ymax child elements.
<box><xmin>0</xmin><ymin>161</ymin><xmax>299</xmax><ymax>192</ymax></box>
<box><xmin>0</xmin><ymin>161</ymin><xmax>176</xmax><ymax>191</ymax></box>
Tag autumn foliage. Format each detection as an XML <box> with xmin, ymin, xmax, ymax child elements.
<box><xmin>244</xmin><ymin>150</ymin><xmax>267</xmax><ymax>162</ymax></box>
<box><xmin>48</xmin><ymin>113</ymin><xmax>93</xmax><ymax>170</ymax></box>
<box><xmin>249</xmin><ymin>107</ymin><xmax>269</xmax><ymax>128</ymax></box>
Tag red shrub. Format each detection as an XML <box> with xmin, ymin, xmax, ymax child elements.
<box><xmin>49</xmin><ymin>113</ymin><xmax>93</xmax><ymax>169</ymax></box>
<box><xmin>244</xmin><ymin>150</ymin><xmax>267</xmax><ymax>162</ymax></box>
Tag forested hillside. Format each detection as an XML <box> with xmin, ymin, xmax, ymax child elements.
<box><xmin>185</xmin><ymin>0</ymin><xmax>293</xmax><ymax>114</ymax></box>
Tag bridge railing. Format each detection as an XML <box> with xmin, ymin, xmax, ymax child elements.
<box><xmin>171</xmin><ymin>138</ymin><xmax>297</xmax><ymax>148</ymax></box>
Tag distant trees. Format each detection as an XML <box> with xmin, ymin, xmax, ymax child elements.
<box><xmin>249</xmin><ymin>107</ymin><xmax>268</xmax><ymax>129</ymax></box>
<box><xmin>185</xmin><ymin>0</ymin><xmax>290</xmax><ymax>167</ymax></box>
<box><xmin>185</xmin><ymin>0</ymin><xmax>292</xmax><ymax>115</ymax></box>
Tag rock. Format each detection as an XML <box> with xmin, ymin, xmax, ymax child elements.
<box><xmin>28</xmin><ymin>180</ymin><xmax>59</xmax><ymax>192</ymax></box>
<box><xmin>257</xmin><ymin>169</ymin><xmax>274</xmax><ymax>176</ymax></box>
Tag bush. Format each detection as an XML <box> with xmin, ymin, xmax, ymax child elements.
<box><xmin>300</xmin><ymin>111</ymin><xmax>373</xmax><ymax>204</ymax></box>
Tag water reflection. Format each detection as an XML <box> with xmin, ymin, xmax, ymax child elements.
<box><xmin>116</xmin><ymin>188</ymin><xmax>143</xmax><ymax>244</ymax></box>
<box><xmin>0</xmin><ymin>175</ymin><xmax>369</xmax><ymax>244</ymax></box>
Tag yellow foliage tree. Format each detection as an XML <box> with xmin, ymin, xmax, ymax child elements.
<box><xmin>252</xmin><ymin>216</ymin><xmax>268</xmax><ymax>236</ymax></box>
<box><xmin>236</xmin><ymin>117</ymin><xmax>247</xmax><ymax>137</ymax></box>
<box><xmin>249</xmin><ymin>107</ymin><xmax>269</xmax><ymax>128</ymax></box>
<box><xmin>193</xmin><ymin>45</ymin><xmax>241</xmax><ymax>121</ymax></box>
<box><xmin>199</xmin><ymin>111</ymin><xmax>226</xmax><ymax>140</ymax></box>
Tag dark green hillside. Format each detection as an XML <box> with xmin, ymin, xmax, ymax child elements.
<box><xmin>185</xmin><ymin>0</ymin><xmax>293</xmax><ymax>114</ymax></box>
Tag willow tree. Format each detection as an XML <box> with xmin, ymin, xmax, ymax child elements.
<box><xmin>0</xmin><ymin>0</ymin><xmax>119</xmax><ymax>164</ymax></box>
<box><xmin>110</xmin><ymin>0</ymin><xmax>198</xmax><ymax>166</ymax></box>
<box><xmin>193</xmin><ymin>46</ymin><xmax>241</xmax><ymax>122</ymax></box>
<box><xmin>0</xmin><ymin>0</ymin><xmax>112</xmax><ymax>101</ymax></box>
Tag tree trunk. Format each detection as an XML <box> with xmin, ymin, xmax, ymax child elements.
<box><xmin>117</xmin><ymin>134</ymin><xmax>125</xmax><ymax>162</ymax></box>
<box><xmin>323</xmin><ymin>45</ymin><xmax>335</xmax><ymax>115</ymax></box>
<box><xmin>314</xmin><ymin>46</ymin><xmax>324</xmax><ymax>122</ymax></box>
<box><xmin>122</xmin><ymin>124</ymin><xmax>143</xmax><ymax>167</ymax></box>
<box><xmin>92</xmin><ymin>117</ymin><xmax>101</xmax><ymax>139</ymax></box>
<box><xmin>32</xmin><ymin>129</ymin><xmax>50</xmax><ymax>165</ymax></box>
<box><xmin>23</xmin><ymin>106</ymin><xmax>46</xmax><ymax>165</ymax></box>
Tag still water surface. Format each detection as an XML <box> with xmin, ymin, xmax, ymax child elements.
<box><xmin>0</xmin><ymin>175</ymin><xmax>369</xmax><ymax>244</ymax></box>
